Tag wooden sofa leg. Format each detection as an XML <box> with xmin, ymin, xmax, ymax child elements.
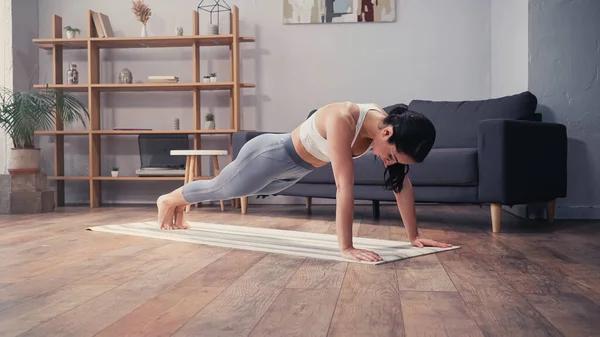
<box><xmin>372</xmin><ymin>201</ymin><xmax>380</xmax><ymax>219</ymax></box>
<box><xmin>306</xmin><ymin>197</ymin><xmax>312</xmax><ymax>212</ymax></box>
<box><xmin>241</xmin><ymin>197</ymin><xmax>248</xmax><ymax>214</ymax></box>
<box><xmin>491</xmin><ymin>203</ymin><xmax>501</xmax><ymax>233</ymax></box>
<box><xmin>547</xmin><ymin>199</ymin><xmax>556</xmax><ymax>223</ymax></box>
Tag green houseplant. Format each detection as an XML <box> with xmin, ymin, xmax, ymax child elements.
<box><xmin>205</xmin><ymin>112</ymin><xmax>215</xmax><ymax>130</ymax></box>
<box><xmin>63</xmin><ymin>26</ymin><xmax>81</xmax><ymax>39</ymax></box>
<box><xmin>0</xmin><ymin>85</ymin><xmax>89</xmax><ymax>174</ymax></box>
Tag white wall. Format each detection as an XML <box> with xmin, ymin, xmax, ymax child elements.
<box><xmin>490</xmin><ymin>0</ymin><xmax>528</xmax><ymax>97</ymax></box>
<box><xmin>35</xmin><ymin>0</ymin><xmax>493</xmax><ymax>205</ymax></box>
<box><xmin>0</xmin><ymin>0</ymin><xmax>13</xmax><ymax>174</ymax></box>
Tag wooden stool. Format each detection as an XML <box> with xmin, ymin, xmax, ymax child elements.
<box><xmin>170</xmin><ymin>150</ymin><xmax>228</xmax><ymax>213</ymax></box>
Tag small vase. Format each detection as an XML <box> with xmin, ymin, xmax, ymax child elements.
<box><xmin>206</xmin><ymin>121</ymin><xmax>215</xmax><ymax>130</ymax></box>
<box><xmin>210</xmin><ymin>76</ymin><xmax>217</xmax><ymax>83</ymax></box>
<box><xmin>209</xmin><ymin>24</ymin><xmax>219</xmax><ymax>35</ymax></box>
<box><xmin>111</xmin><ymin>170</ymin><xmax>119</xmax><ymax>177</ymax></box>
<box><xmin>66</xmin><ymin>31</ymin><xmax>76</xmax><ymax>39</ymax></box>
<box><xmin>203</xmin><ymin>77</ymin><xmax>210</xmax><ymax>83</ymax></box>
<box><xmin>141</xmin><ymin>23</ymin><xmax>148</xmax><ymax>37</ymax></box>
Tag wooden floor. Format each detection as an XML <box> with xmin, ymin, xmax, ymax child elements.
<box><xmin>1</xmin><ymin>203</ymin><xmax>600</xmax><ymax>337</ymax></box>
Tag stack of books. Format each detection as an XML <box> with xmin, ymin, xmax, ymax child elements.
<box><xmin>147</xmin><ymin>76</ymin><xmax>179</xmax><ymax>83</ymax></box>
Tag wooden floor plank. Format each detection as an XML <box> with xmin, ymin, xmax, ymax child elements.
<box><xmin>17</xmin><ymin>245</ymin><xmax>230</xmax><ymax>337</ymax></box>
<box><xmin>525</xmin><ymin>293</ymin><xmax>600</xmax><ymax>336</ymax></box>
<box><xmin>0</xmin><ymin>285</ymin><xmax>113</xmax><ymax>336</ymax></box>
<box><xmin>399</xmin><ymin>290</ymin><xmax>484</xmax><ymax>337</ymax></box>
<box><xmin>327</xmin><ymin>263</ymin><xmax>405</xmax><ymax>337</ymax></box>
<box><xmin>286</xmin><ymin>258</ymin><xmax>348</xmax><ymax>290</ymax></box>
<box><xmin>249</xmin><ymin>288</ymin><xmax>340</xmax><ymax>337</ymax></box>
<box><xmin>441</xmin><ymin>259</ymin><xmax>564</xmax><ymax>336</ymax></box>
<box><xmin>171</xmin><ymin>254</ymin><xmax>306</xmax><ymax>337</ymax></box>
<box><xmin>395</xmin><ymin>254</ymin><xmax>457</xmax><ymax>292</ymax></box>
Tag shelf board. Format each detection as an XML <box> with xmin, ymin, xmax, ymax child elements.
<box><xmin>93</xmin><ymin>176</ymin><xmax>185</xmax><ymax>181</ymax></box>
<box><xmin>34</xmin><ymin>35</ymin><xmax>255</xmax><ymax>50</ymax></box>
<box><xmin>32</xmin><ymin>83</ymin><xmax>254</xmax><ymax>93</ymax></box>
<box><xmin>33</xmin><ymin>84</ymin><xmax>89</xmax><ymax>92</ymax></box>
<box><xmin>35</xmin><ymin>130</ymin><xmax>89</xmax><ymax>135</ymax></box>
<box><xmin>36</xmin><ymin>129</ymin><xmax>236</xmax><ymax>135</ymax></box>
<box><xmin>33</xmin><ymin>38</ymin><xmax>88</xmax><ymax>50</ymax></box>
<box><xmin>92</xmin><ymin>129</ymin><xmax>236</xmax><ymax>135</ymax></box>
<box><xmin>91</xmin><ymin>82</ymin><xmax>250</xmax><ymax>92</ymax></box>
<box><xmin>49</xmin><ymin>176</ymin><xmax>90</xmax><ymax>180</ymax></box>
<box><xmin>92</xmin><ymin>176</ymin><xmax>215</xmax><ymax>181</ymax></box>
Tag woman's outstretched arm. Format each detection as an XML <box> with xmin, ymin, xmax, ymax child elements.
<box><xmin>326</xmin><ymin>103</ymin><xmax>382</xmax><ymax>262</ymax></box>
<box><xmin>394</xmin><ymin>174</ymin><xmax>453</xmax><ymax>248</ymax></box>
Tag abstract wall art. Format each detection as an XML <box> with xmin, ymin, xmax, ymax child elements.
<box><xmin>283</xmin><ymin>0</ymin><xmax>396</xmax><ymax>24</ymax></box>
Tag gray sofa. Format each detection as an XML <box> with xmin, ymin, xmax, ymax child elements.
<box><xmin>232</xmin><ymin>91</ymin><xmax>568</xmax><ymax>232</ymax></box>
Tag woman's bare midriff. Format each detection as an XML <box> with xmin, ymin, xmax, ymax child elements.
<box><xmin>291</xmin><ymin>126</ymin><xmax>328</xmax><ymax>168</ymax></box>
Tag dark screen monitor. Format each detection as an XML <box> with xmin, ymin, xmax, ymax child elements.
<box><xmin>137</xmin><ymin>134</ymin><xmax>189</xmax><ymax>170</ymax></box>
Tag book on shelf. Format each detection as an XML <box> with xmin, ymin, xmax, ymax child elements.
<box><xmin>148</xmin><ymin>76</ymin><xmax>179</xmax><ymax>83</ymax></box>
<box><xmin>91</xmin><ymin>11</ymin><xmax>114</xmax><ymax>38</ymax></box>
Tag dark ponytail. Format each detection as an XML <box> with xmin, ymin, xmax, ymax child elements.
<box><xmin>381</xmin><ymin>104</ymin><xmax>436</xmax><ymax>193</ymax></box>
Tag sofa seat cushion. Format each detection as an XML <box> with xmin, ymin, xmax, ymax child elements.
<box><xmin>409</xmin><ymin>148</ymin><xmax>478</xmax><ymax>186</ymax></box>
<box><xmin>298</xmin><ymin>151</ymin><xmax>386</xmax><ymax>185</ymax></box>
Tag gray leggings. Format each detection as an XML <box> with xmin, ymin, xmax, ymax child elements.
<box><xmin>181</xmin><ymin>133</ymin><xmax>315</xmax><ymax>204</ymax></box>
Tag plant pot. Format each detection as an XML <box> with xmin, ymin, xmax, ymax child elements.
<box><xmin>8</xmin><ymin>148</ymin><xmax>41</xmax><ymax>175</ymax></box>
<box><xmin>210</xmin><ymin>76</ymin><xmax>217</xmax><ymax>82</ymax></box>
<box><xmin>209</xmin><ymin>24</ymin><xmax>219</xmax><ymax>35</ymax></box>
<box><xmin>203</xmin><ymin>77</ymin><xmax>210</xmax><ymax>83</ymax></box>
<box><xmin>66</xmin><ymin>31</ymin><xmax>77</xmax><ymax>39</ymax></box>
<box><xmin>111</xmin><ymin>170</ymin><xmax>119</xmax><ymax>177</ymax></box>
<box><xmin>205</xmin><ymin>121</ymin><xmax>215</xmax><ymax>130</ymax></box>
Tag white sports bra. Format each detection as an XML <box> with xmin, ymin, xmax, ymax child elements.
<box><xmin>299</xmin><ymin>103</ymin><xmax>383</xmax><ymax>162</ymax></box>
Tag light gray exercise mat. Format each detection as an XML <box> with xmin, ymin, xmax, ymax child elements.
<box><xmin>87</xmin><ymin>221</ymin><xmax>460</xmax><ymax>265</ymax></box>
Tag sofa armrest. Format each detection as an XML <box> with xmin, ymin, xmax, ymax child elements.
<box><xmin>477</xmin><ymin>119</ymin><xmax>567</xmax><ymax>205</ymax></box>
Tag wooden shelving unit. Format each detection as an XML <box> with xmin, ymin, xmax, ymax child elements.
<box><xmin>33</xmin><ymin>6</ymin><xmax>254</xmax><ymax>208</ymax></box>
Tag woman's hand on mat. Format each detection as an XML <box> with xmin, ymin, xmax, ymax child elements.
<box><xmin>340</xmin><ymin>247</ymin><xmax>383</xmax><ymax>263</ymax></box>
<box><xmin>411</xmin><ymin>236</ymin><xmax>452</xmax><ymax>249</ymax></box>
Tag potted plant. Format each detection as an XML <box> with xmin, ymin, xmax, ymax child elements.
<box><xmin>203</xmin><ymin>75</ymin><xmax>210</xmax><ymax>83</ymax></box>
<box><xmin>64</xmin><ymin>26</ymin><xmax>81</xmax><ymax>39</ymax></box>
<box><xmin>110</xmin><ymin>166</ymin><xmax>119</xmax><ymax>177</ymax></box>
<box><xmin>210</xmin><ymin>72</ymin><xmax>217</xmax><ymax>82</ymax></box>
<box><xmin>0</xmin><ymin>85</ymin><xmax>89</xmax><ymax>175</ymax></box>
<box><xmin>205</xmin><ymin>113</ymin><xmax>215</xmax><ymax>130</ymax></box>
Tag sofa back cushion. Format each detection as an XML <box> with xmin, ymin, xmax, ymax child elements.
<box><xmin>392</xmin><ymin>91</ymin><xmax>538</xmax><ymax>148</ymax></box>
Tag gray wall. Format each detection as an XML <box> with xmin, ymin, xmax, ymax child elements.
<box><xmin>529</xmin><ymin>0</ymin><xmax>600</xmax><ymax>219</ymax></box>
<box><xmin>35</xmin><ymin>0</ymin><xmax>493</xmax><ymax>205</ymax></box>
<box><xmin>12</xmin><ymin>0</ymin><xmax>39</xmax><ymax>92</ymax></box>
<box><xmin>490</xmin><ymin>0</ymin><xmax>528</xmax><ymax>97</ymax></box>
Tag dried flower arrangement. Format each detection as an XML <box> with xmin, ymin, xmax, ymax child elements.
<box><xmin>132</xmin><ymin>0</ymin><xmax>152</xmax><ymax>25</ymax></box>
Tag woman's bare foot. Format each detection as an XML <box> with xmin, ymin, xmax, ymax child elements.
<box><xmin>157</xmin><ymin>194</ymin><xmax>176</xmax><ymax>230</ymax></box>
<box><xmin>172</xmin><ymin>205</ymin><xmax>190</xmax><ymax>229</ymax></box>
